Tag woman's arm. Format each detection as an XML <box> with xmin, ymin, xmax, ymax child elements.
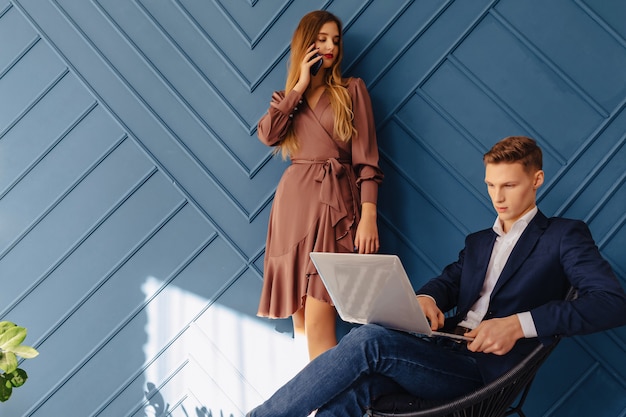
<box><xmin>354</xmin><ymin>202</ymin><xmax>379</xmax><ymax>254</ymax></box>
<box><xmin>257</xmin><ymin>90</ymin><xmax>304</xmax><ymax>146</ymax></box>
<box><xmin>349</xmin><ymin>78</ymin><xmax>384</xmax><ymax>253</ymax></box>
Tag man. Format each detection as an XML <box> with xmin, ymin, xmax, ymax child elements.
<box><xmin>247</xmin><ymin>136</ymin><xmax>626</xmax><ymax>417</ymax></box>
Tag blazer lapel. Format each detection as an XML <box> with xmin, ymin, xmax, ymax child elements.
<box><xmin>457</xmin><ymin>230</ymin><xmax>497</xmax><ymax>315</ymax></box>
<box><xmin>491</xmin><ymin>211</ymin><xmax>549</xmax><ymax>296</ymax></box>
<box><xmin>473</xmin><ymin>231</ymin><xmax>497</xmax><ymax>295</ymax></box>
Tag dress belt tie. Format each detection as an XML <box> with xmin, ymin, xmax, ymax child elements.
<box><xmin>291</xmin><ymin>158</ymin><xmax>352</xmax><ymax>227</ymax></box>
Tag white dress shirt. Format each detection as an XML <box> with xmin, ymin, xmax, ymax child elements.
<box><xmin>457</xmin><ymin>207</ymin><xmax>538</xmax><ymax>337</ymax></box>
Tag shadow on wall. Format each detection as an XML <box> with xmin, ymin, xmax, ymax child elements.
<box><xmin>145</xmin><ymin>382</ymin><xmax>234</xmax><ymax>417</ymax></box>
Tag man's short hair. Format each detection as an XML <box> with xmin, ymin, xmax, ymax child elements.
<box><xmin>483</xmin><ymin>136</ymin><xmax>543</xmax><ymax>173</ymax></box>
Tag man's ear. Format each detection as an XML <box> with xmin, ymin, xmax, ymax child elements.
<box><xmin>533</xmin><ymin>170</ymin><xmax>544</xmax><ymax>190</ymax></box>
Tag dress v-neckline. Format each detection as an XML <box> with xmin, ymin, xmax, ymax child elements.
<box><xmin>306</xmin><ymin>87</ymin><xmax>326</xmax><ymax>112</ymax></box>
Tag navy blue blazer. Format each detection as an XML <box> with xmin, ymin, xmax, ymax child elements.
<box><xmin>417</xmin><ymin>210</ymin><xmax>626</xmax><ymax>382</ymax></box>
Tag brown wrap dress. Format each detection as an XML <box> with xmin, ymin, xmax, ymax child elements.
<box><xmin>257</xmin><ymin>77</ymin><xmax>383</xmax><ymax>318</ymax></box>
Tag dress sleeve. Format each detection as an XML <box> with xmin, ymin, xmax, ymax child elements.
<box><xmin>349</xmin><ymin>78</ymin><xmax>384</xmax><ymax>205</ymax></box>
<box><xmin>257</xmin><ymin>89</ymin><xmax>304</xmax><ymax>146</ymax></box>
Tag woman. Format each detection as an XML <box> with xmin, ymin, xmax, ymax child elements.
<box><xmin>257</xmin><ymin>10</ymin><xmax>383</xmax><ymax>360</ymax></box>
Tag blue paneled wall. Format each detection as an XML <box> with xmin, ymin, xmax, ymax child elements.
<box><xmin>0</xmin><ymin>1</ymin><xmax>624</xmax><ymax>416</ymax></box>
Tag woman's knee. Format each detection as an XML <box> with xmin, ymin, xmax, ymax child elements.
<box><xmin>304</xmin><ymin>298</ymin><xmax>336</xmax><ymax>333</ymax></box>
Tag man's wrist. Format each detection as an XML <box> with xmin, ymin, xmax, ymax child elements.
<box><xmin>416</xmin><ymin>294</ymin><xmax>436</xmax><ymax>304</ymax></box>
<box><xmin>516</xmin><ymin>312</ymin><xmax>538</xmax><ymax>338</ymax></box>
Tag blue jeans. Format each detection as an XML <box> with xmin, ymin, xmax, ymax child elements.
<box><xmin>247</xmin><ymin>324</ymin><xmax>484</xmax><ymax>417</ymax></box>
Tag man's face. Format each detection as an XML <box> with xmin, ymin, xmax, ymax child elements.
<box><xmin>484</xmin><ymin>162</ymin><xmax>544</xmax><ymax>233</ymax></box>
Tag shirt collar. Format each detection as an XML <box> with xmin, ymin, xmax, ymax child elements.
<box><xmin>492</xmin><ymin>206</ymin><xmax>538</xmax><ymax>237</ymax></box>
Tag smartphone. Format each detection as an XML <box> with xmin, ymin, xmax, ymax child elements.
<box><xmin>310</xmin><ymin>53</ymin><xmax>323</xmax><ymax>76</ymax></box>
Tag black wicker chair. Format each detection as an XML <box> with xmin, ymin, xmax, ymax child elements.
<box><xmin>368</xmin><ymin>288</ymin><xmax>576</xmax><ymax>417</ymax></box>
<box><xmin>368</xmin><ymin>340</ymin><xmax>558</xmax><ymax>417</ymax></box>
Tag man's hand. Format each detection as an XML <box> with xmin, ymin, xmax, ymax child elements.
<box><xmin>417</xmin><ymin>296</ymin><xmax>444</xmax><ymax>331</ymax></box>
<box><xmin>465</xmin><ymin>315</ymin><xmax>524</xmax><ymax>356</ymax></box>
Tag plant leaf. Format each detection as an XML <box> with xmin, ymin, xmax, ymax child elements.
<box><xmin>0</xmin><ymin>376</ymin><xmax>12</xmax><ymax>402</ymax></box>
<box><xmin>10</xmin><ymin>345</ymin><xmax>39</xmax><ymax>359</ymax></box>
<box><xmin>0</xmin><ymin>326</ymin><xmax>27</xmax><ymax>351</ymax></box>
<box><xmin>0</xmin><ymin>322</ymin><xmax>16</xmax><ymax>333</ymax></box>
<box><xmin>7</xmin><ymin>368</ymin><xmax>28</xmax><ymax>388</ymax></box>
<box><xmin>0</xmin><ymin>352</ymin><xmax>17</xmax><ymax>374</ymax></box>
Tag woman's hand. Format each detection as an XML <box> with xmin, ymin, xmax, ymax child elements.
<box><xmin>354</xmin><ymin>202</ymin><xmax>379</xmax><ymax>254</ymax></box>
<box><xmin>293</xmin><ymin>44</ymin><xmax>322</xmax><ymax>93</ymax></box>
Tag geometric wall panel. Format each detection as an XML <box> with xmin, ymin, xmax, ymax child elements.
<box><xmin>0</xmin><ymin>1</ymin><xmax>624</xmax><ymax>416</ymax></box>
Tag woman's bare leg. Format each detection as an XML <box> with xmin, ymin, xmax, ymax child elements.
<box><xmin>304</xmin><ymin>296</ymin><xmax>337</xmax><ymax>360</ymax></box>
<box><xmin>292</xmin><ymin>307</ymin><xmax>305</xmax><ymax>336</ymax></box>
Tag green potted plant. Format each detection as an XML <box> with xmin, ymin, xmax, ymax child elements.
<box><xmin>0</xmin><ymin>321</ymin><xmax>39</xmax><ymax>402</ymax></box>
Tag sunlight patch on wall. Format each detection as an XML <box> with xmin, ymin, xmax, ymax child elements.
<box><xmin>141</xmin><ymin>276</ymin><xmax>308</xmax><ymax>416</ymax></box>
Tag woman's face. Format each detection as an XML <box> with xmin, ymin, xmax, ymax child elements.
<box><xmin>314</xmin><ymin>21</ymin><xmax>340</xmax><ymax>70</ymax></box>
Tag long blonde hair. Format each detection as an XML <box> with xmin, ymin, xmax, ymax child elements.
<box><xmin>278</xmin><ymin>10</ymin><xmax>356</xmax><ymax>159</ymax></box>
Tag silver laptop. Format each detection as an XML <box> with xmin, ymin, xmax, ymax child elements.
<box><xmin>310</xmin><ymin>252</ymin><xmax>472</xmax><ymax>341</ymax></box>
